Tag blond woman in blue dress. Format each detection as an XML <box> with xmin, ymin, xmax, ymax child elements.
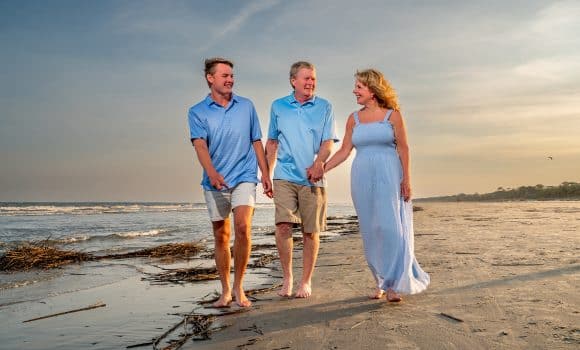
<box><xmin>325</xmin><ymin>69</ymin><xmax>429</xmax><ymax>302</ymax></box>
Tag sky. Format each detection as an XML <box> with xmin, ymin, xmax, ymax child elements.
<box><xmin>1</xmin><ymin>0</ymin><xmax>579</xmax><ymax>203</ymax></box>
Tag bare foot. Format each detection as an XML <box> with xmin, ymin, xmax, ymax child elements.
<box><xmin>295</xmin><ymin>283</ymin><xmax>312</xmax><ymax>298</ymax></box>
<box><xmin>369</xmin><ymin>288</ymin><xmax>385</xmax><ymax>299</ymax></box>
<box><xmin>386</xmin><ymin>289</ymin><xmax>402</xmax><ymax>303</ymax></box>
<box><xmin>212</xmin><ymin>293</ymin><xmax>232</xmax><ymax>308</ymax></box>
<box><xmin>278</xmin><ymin>278</ymin><xmax>293</xmax><ymax>297</ymax></box>
<box><xmin>233</xmin><ymin>289</ymin><xmax>252</xmax><ymax>308</ymax></box>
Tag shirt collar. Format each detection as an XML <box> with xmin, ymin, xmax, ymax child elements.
<box><xmin>204</xmin><ymin>93</ymin><xmax>239</xmax><ymax>107</ymax></box>
<box><xmin>287</xmin><ymin>92</ymin><xmax>316</xmax><ymax>106</ymax></box>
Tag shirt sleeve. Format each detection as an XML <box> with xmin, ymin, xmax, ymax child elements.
<box><xmin>267</xmin><ymin>103</ymin><xmax>279</xmax><ymax>140</ymax></box>
<box><xmin>249</xmin><ymin>102</ymin><xmax>263</xmax><ymax>142</ymax></box>
<box><xmin>188</xmin><ymin>107</ymin><xmax>207</xmax><ymax>140</ymax></box>
<box><xmin>322</xmin><ymin>102</ymin><xmax>340</xmax><ymax>143</ymax></box>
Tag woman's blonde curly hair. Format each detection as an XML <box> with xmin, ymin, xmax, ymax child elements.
<box><xmin>355</xmin><ymin>69</ymin><xmax>400</xmax><ymax>111</ymax></box>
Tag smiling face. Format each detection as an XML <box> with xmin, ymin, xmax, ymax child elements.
<box><xmin>291</xmin><ymin>67</ymin><xmax>316</xmax><ymax>101</ymax></box>
<box><xmin>353</xmin><ymin>79</ymin><xmax>374</xmax><ymax>106</ymax></box>
<box><xmin>206</xmin><ymin>63</ymin><xmax>234</xmax><ymax>96</ymax></box>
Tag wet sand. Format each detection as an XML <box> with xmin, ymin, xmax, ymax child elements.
<box><xmin>185</xmin><ymin>202</ymin><xmax>580</xmax><ymax>349</ymax></box>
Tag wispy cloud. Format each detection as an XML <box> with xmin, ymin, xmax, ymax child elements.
<box><xmin>198</xmin><ymin>0</ymin><xmax>281</xmax><ymax>53</ymax></box>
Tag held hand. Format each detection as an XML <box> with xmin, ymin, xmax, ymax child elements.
<box><xmin>306</xmin><ymin>161</ymin><xmax>325</xmax><ymax>183</ymax></box>
<box><xmin>401</xmin><ymin>179</ymin><xmax>412</xmax><ymax>202</ymax></box>
<box><xmin>261</xmin><ymin>175</ymin><xmax>273</xmax><ymax>198</ymax></box>
<box><xmin>208</xmin><ymin>171</ymin><xmax>228</xmax><ymax>191</ymax></box>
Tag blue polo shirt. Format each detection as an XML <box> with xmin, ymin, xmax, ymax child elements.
<box><xmin>188</xmin><ymin>94</ymin><xmax>262</xmax><ymax>191</ymax></box>
<box><xmin>268</xmin><ymin>93</ymin><xmax>339</xmax><ymax>187</ymax></box>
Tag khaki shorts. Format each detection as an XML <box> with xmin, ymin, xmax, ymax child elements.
<box><xmin>273</xmin><ymin>180</ymin><xmax>327</xmax><ymax>233</ymax></box>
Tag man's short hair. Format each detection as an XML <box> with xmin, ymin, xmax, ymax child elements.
<box><xmin>204</xmin><ymin>57</ymin><xmax>234</xmax><ymax>87</ymax></box>
<box><xmin>289</xmin><ymin>61</ymin><xmax>315</xmax><ymax>88</ymax></box>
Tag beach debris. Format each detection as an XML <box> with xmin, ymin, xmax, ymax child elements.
<box><xmin>252</xmin><ymin>243</ymin><xmax>277</xmax><ymax>251</ymax></box>
<box><xmin>0</xmin><ymin>242</ymin><xmax>204</xmax><ymax>272</ymax></box>
<box><xmin>153</xmin><ymin>312</ymin><xmax>239</xmax><ymax>349</ymax></box>
<box><xmin>240</xmin><ymin>323</ymin><xmax>264</xmax><ymax>335</ymax></box>
<box><xmin>237</xmin><ymin>337</ymin><xmax>261</xmax><ymax>348</ymax></box>
<box><xmin>350</xmin><ymin>319</ymin><xmax>369</xmax><ymax>329</ymax></box>
<box><xmin>23</xmin><ymin>301</ymin><xmax>106</xmax><ymax>323</ymax></box>
<box><xmin>142</xmin><ymin>266</ymin><xmax>220</xmax><ymax>285</ymax></box>
<box><xmin>199</xmin><ymin>283</ymin><xmax>283</xmax><ymax>305</ymax></box>
<box><xmin>0</xmin><ymin>243</ymin><xmax>92</xmax><ymax>271</ymax></box>
<box><xmin>102</xmin><ymin>242</ymin><xmax>203</xmax><ymax>260</ymax></box>
<box><xmin>248</xmin><ymin>253</ymin><xmax>278</xmax><ymax>268</ymax></box>
<box><xmin>126</xmin><ymin>341</ymin><xmax>154</xmax><ymax>349</ymax></box>
<box><xmin>439</xmin><ymin>312</ymin><xmax>464</xmax><ymax>323</ymax></box>
<box><xmin>413</xmin><ymin>206</ymin><xmax>424</xmax><ymax>212</ymax></box>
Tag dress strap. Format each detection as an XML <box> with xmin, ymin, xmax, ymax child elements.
<box><xmin>384</xmin><ymin>109</ymin><xmax>393</xmax><ymax>122</ymax></box>
<box><xmin>353</xmin><ymin>111</ymin><xmax>361</xmax><ymax>125</ymax></box>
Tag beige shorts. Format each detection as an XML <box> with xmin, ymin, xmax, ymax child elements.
<box><xmin>273</xmin><ymin>180</ymin><xmax>327</xmax><ymax>233</ymax></box>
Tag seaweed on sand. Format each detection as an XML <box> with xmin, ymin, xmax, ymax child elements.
<box><xmin>142</xmin><ymin>266</ymin><xmax>220</xmax><ymax>284</ymax></box>
<box><xmin>0</xmin><ymin>244</ymin><xmax>92</xmax><ymax>271</ymax></box>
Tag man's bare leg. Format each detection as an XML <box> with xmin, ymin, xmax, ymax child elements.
<box><xmin>275</xmin><ymin>222</ymin><xmax>294</xmax><ymax>296</ymax></box>
<box><xmin>232</xmin><ymin>205</ymin><xmax>253</xmax><ymax>307</ymax></box>
<box><xmin>295</xmin><ymin>232</ymin><xmax>319</xmax><ymax>298</ymax></box>
<box><xmin>212</xmin><ymin>219</ymin><xmax>232</xmax><ymax>307</ymax></box>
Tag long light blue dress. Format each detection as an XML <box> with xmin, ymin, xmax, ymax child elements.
<box><xmin>351</xmin><ymin>110</ymin><xmax>430</xmax><ymax>295</ymax></box>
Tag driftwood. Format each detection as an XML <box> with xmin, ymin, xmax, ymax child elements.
<box><xmin>439</xmin><ymin>312</ymin><xmax>464</xmax><ymax>323</ymax></box>
<box><xmin>126</xmin><ymin>341</ymin><xmax>154</xmax><ymax>349</ymax></box>
<box><xmin>23</xmin><ymin>301</ymin><xmax>106</xmax><ymax>323</ymax></box>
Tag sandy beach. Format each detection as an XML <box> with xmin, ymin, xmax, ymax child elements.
<box><xmin>185</xmin><ymin>202</ymin><xmax>579</xmax><ymax>350</ymax></box>
<box><xmin>1</xmin><ymin>202</ymin><xmax>578</xmax><ymax>349</ymax></box>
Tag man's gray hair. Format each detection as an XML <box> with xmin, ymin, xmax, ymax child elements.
<box><xmin>289</xmin><ymin>61</ymin><xmax>315</xmax><ymax>88</ymax></box>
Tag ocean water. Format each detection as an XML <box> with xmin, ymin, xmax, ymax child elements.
<box><xmin>0</xmin><ymin>202</ymin><xmax>356</xmax><ymax>287</ymax></box>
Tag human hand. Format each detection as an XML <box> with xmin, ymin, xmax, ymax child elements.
<box><xmin>306</xmin><ymin>161</ymin><xmax>324</xmax><ymax>183</ymax></box>
<box><xmin>401</xmin><ymin>178</ymin><xmax>412</xmax><ymax>202</ymax></box>
<box><xmin>261</xmin><ymin>175</ymin><xmax>273</xmax><ymax>198</ymax></box>
<box><xmin>208</xmin><ymin>171</ymin><xmax>228</xmax><ymax>191</ymax></box>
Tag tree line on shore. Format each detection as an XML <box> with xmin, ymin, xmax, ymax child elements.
<box><xmin>419</xmin><ymin>181</ymin><xmax>580</xmax><ymax>202</ymax></box>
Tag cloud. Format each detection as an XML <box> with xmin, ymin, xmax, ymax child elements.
<box><xmin>198</xmin><ymin>0</ymin><xmax>281</xmax><ymax>53</ymax></box>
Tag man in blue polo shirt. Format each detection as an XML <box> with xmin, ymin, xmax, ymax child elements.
<box><xmin>266</xmin><ymin>61</ymin><xmax>338</xmax><ymax>298</ymax></box>
<box><xmin>188</xmin><ymin>57</ymin><xmax>271</xmax><ymax>308</ymax></box>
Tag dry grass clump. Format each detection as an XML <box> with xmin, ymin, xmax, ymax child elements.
<box><xmin>0</xmin><ymin>244</ymin><xmax>92</xmax><ymax>271</ymax></box>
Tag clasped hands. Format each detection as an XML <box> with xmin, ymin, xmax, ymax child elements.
<box><xmin>306</xmin><ymin>161</ymin><xmax>325</xmax><ymax>184</ymax></box>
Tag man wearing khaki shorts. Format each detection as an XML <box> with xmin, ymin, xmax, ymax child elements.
<box><xmin>266</xmin><ymin>61</ymin><xmax>338</xmax><ymax>298</ymax></box>
<box><xmin>188</xmin><ymin>57</ymin><xmax>271</xmax><ymax>307</ymax></box>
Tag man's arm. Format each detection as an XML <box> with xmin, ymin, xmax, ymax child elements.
<box><xmin>253</xmin><ymin>140</ymin><xmax>273</xmax><ymax>198</ymax></box>
<box><xmin>265</xmin><ymin>139</ymin><xmax>278</xmax><ymax>178</ymax></box>
<box><xmin>306</xmin><ymin>139</ymin><xmax>334</xmax><ymax>183</ymax></box>
<box><xmin>192</xmin><ymin>139</ymin><xmax>227</xmax><ymax>190</ymax></box>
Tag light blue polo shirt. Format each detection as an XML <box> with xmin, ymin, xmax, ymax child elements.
<box><xmin>268</xmin><ymin>93</ymin><xmax>339</xmax><ymax>187</ymax></box>
<box><xmin>188</xmin><ymin>94</ymin><xmax>262</xmax><ymax>191</ymax></box>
